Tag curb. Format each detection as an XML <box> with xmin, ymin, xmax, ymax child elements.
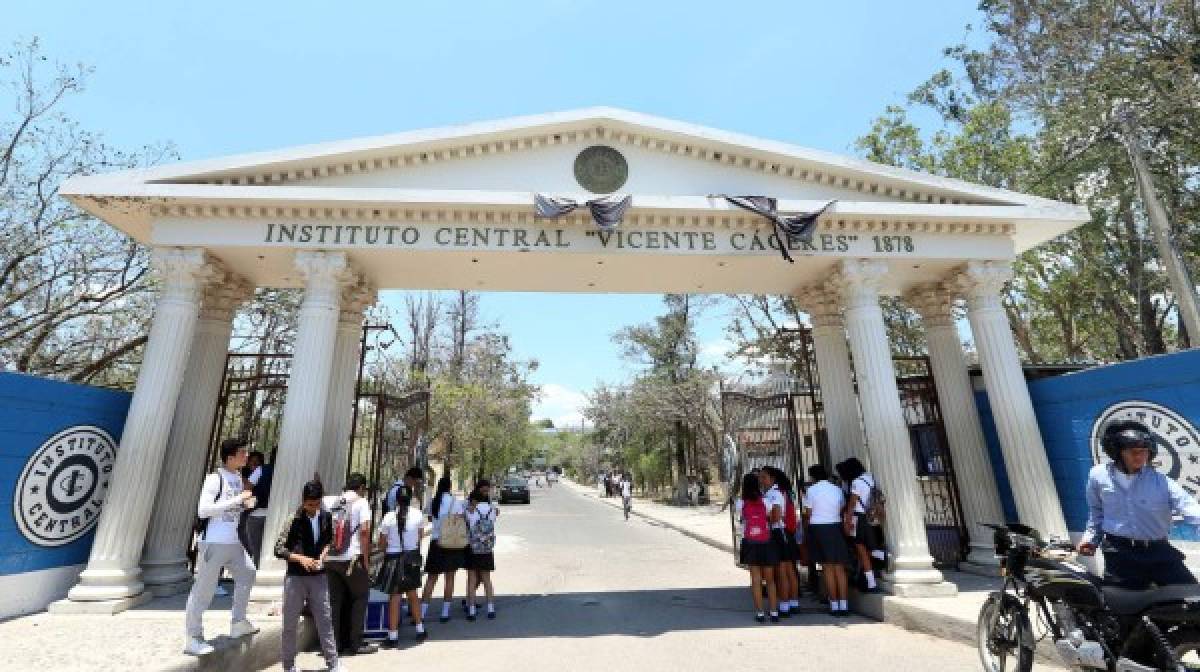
<box><xmin>155</xmin><ymin>616</ymin><xmax>314</xmax><ymax>672</ymax></box>
<box><xmin>566</xmin><ymin>480</ymin><xmax>735</xmax><ymax>555</ymax></box>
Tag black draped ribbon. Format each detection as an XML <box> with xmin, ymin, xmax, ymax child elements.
<box><xmin>534</xmin><ymin>193</ymin><xmax>632</xmax><ymax>230</ymax></box>
<box><xmin>721</xmin><ymin>196</ymin><xmax>836</xmax><ymax>263</ymax></box>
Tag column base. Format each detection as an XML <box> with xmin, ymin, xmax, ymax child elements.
<box><xmin>140</xmin><ymin>557</ymin><xmax>192</xmax><ymax>590</ymax></box>
<box><xmin>147</xmin><ymin>578</ymin><xmax>193</xmax><ymax>597</ymax></box>
<box><xmin>48</xmin><ymin>591</ymin><xmax>153</xmax><ymax>615</ymax></box>
<box><xmin>249</xmin><ymin>568</ymin><xmax>284</xmax><ymax>602</ymax></box>
<box><xmin>963</xmin><ymin>545</ymin><xmax>1002</xmax><ymax>575</ymax></box>
<box><xmin>65</xmin><ymin>567</ymin><xmax>145</xmax><ymax>602</ymax></box>
<box><xmin>880</xmin><ymin>579</ymin><xmax>959</xmax><ymax>597</ymax></box>
<box><xmin>886</xmin><ymin>565</ymin><xmax>948</xmax><ymax>586</ymax></box>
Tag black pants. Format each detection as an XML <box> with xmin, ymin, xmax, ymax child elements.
<box><xmin>326</xmin><ymin>557</ymin><xmax>370</xmax><ymax>650</ymax></box>
<box><xmin>1103</xmin><ymin>539</ymin><xmax>1197</xmax><ymax>589</ymax></box>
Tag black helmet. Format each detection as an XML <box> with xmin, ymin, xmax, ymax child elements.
<box><xmin>1100</xmin><ymin>420</ymin><xmax>1157</xmax><ymax>463</ymax></box>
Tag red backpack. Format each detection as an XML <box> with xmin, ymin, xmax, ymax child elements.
<box><xmin>742</xmin><ymin>499</ymin><xmax>771</xmax><ymax>543</ymax></box>
<box><xmin>783</xmin><ymin>496</ymin><xmax>798</xmax><ymax>534</ymax></box>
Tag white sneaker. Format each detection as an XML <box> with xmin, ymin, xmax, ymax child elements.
<box><xmin>229</xmin><ymin>620</ymin><xmax>260</xmax><ymax>637</ymax></box>
<box><xmin>183</xmin><ymin>638</ymin><xmax>214</xmax><ymax>656</ymax></box>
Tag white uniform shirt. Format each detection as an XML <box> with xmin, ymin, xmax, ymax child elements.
<box><xmin>379</xmin><ymin>506</ymin><xmax>424</xmax><ymax>552</ymax></box>
<box><xmin>196</xmin><ymin>467</ymin><xmax>246</xmax><ymax>544</ymax></box>
<box><xmin>620</xmin><ymin>480</ymin><xmax>632</xmax><ymax>498</ymax></box>
<box><xmin>426</xmin><ymin>492</ymin><xmax>464</xmax><ymax>540</ymax></box>
<box><xmin>805</xmin><ymin>480</ymin><xmax>846</xmax><ymax>525</ymax></box>
<box><xmin>322</xmin><ymin>492</ymin><xmax>372</xmax><ymax>560</ymax></box>
<box><xmin>851</xmin><ymin>473</ymin><xmax>875</xmax><ymax>514</ymax></box>
<box><xmin>763</xmin><ymin>485</ymin><xmax>786</xmax><ymax>530</ymax></box>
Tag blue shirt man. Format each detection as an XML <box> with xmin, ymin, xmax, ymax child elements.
<box><xmin>1079</xmin><ymin>420</ymin><xmax>1200</xmax><ymax>588</ymax></box>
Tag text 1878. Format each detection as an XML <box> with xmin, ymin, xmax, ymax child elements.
<box><xmin>872</xmin><ymin>235</ymin><xmax>914</xmax><ymax>253</ymax></box>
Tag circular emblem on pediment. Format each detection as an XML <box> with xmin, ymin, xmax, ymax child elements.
<box><xmin>574</xmin><ymin>145</ymin><xmax>628</xmax><ymax>194</ymax></box>
<box><xmin>13</xmin><ymin>425</ymin><xmax>117</xmax><ymax>547</ymax></box>
<box><xmin>1090</xmin><ymin>401</ymin><xmax>1200</xmax><ymax>487</ymax></box>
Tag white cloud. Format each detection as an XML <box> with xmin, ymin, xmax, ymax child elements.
<box><xmin>532</xmin><ymin>383</ymin><xmax>589</xmax><ymax>428</ymax></box>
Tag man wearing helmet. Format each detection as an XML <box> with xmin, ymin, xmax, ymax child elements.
<box><xmin>1079</xmin><ymin>419</ymin><xmax>1200</xmax><ymax>588</ymax></box>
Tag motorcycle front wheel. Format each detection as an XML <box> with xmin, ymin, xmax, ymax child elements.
<box><xmin>1168</xmin><ymin>625</ymin><xmax>1200</xmax><ymax>671</ymax></box>
<box><xmin>977</xmin><ymin>593</ymin><xmax>1035</xmax><ymax>672</ymax></box>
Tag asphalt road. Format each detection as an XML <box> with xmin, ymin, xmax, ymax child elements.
<box><xmin>293</xmin><ymin>481</ymin><xmax>1044</xmax><ymax>672</ymax></box>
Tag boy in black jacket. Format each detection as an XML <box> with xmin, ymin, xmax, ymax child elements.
<box><xmin>274</xmin><ymin>480</ymin><xmax>343</xmax><ymax>672</ymax></box>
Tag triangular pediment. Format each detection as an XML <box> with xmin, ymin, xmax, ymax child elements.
<box><xmin>74</xmin><ymin>107</ymin><xmax>1058</xmax><ymax>208</ymax></box>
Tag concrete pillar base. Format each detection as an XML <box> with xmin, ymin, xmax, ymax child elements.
<box><xmin>65</xmin><ymin>567</ymin><xmax>144</xmax><ymax>602</ymax></box>
<box><xmin>965</xmin><ymin>544</ymin><xmax>1001</xmax><ymax>568</ymax></box>
<box><xmin>881</xmin><ymin>579</ymin><xmax>959</xmax><ymax>598</ymax></box>
<box><xmin>47</xmin><ymin>591</ymin><xmax>153</xmax><ymax>615</ymax></box>
<box><xmin>960</xmin><ymin>561</ymin><xmax>1003</xmax><ymax>578</ymax></box>
<box><xmin>140</xmin><ymin>559</ymin><xmax>191</xmax><ymax>590</ymax></box>
<box><xmin>147</xmin><ymin>578</ymin><xmax>193</xmax><ymax>597</ymax></box>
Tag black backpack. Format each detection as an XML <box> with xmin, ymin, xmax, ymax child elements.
<box><xmin>194</xmin><ymin>472</ymin><xmax>225</xmax><ymax>539</ymax></box>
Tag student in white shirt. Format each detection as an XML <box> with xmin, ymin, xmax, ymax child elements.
<box><xmin>620</xmin><ymin>473</ymin><xmax>633</xmax><ymax>521</ymax></box>
<box><xmin>374</xmin><ymin>493</ymin><xmax>428</xmax><ymax>647</ymax></box>
<box><xmin>464</xmin><ymin>481</ymin><xmax>499</xmax><ymax>620</ymax></box>
<box><xmin>804</xmin><ymin>464</ymin><xmax>853</xmax><ymax>617</ymax></box>
<box><xmin>758</xmin><ymin>467</ymin><xmax>797</xmax><ymax>618</ymax></box>
<box><xmin>837</xmin><ymin>457</ymin><xmax>882</xmax><ymax>592</ymax></box>
<box><xmin>420</xmin><ymin>476</ymin><xmax>467</xmax><ymax>623</ymax></box>
<box><xmin>737</xmin><ymin>472</ymin><xmax>780</xmax><ymax>622</ymax></box>
<box><xmin>183</xmin><ymin>438</ymin><xmax>259</xmax><ymax>656</ymax></box>
<box><xmin>322</xmin><ymin>473</ymin><xmax>377</xmax><ymax>656</ymax></box>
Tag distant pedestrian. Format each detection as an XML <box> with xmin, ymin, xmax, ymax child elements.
<box><xmin>244</xmin><ymin>450</ymin><xmax>273</xmax><ymax>566</ymax></box>
<box><xmin>183</xmin><ymin>438</ymin><xmax>259</xmax><ymax>656</ymax></box>
<box><xmin>420</xmin><ymin>476</ymin><xmax>467</xmax><ymax>623</ymax></box>
<box><xmin>375</xmin><ymin>492</ymin><xmax>428</xmax><ymax>646</ymax></box>
<box><xmin>805</xmin><ymin>464</ymin><xmax>852</xmax><ymax>617</ymax></box>
<box><xmin>837</xmin><ymin>457</ymin><xmax>882</xmax><ymax>592</ymax></box>
<box><xmin>620</xmin><ymin>473</ymin><xmax>633</xmax><ymax>521</ymax></box>
<box><xmin>274</xmin><ymin>480</ymin><xmax>343</xmax><ymax>672</ymax></box>
<box><xmin>323</xmin><ymin>472</ymin><xmax>378</xmax><ymax>656</ymax></box>
<box><xmin>737</xmin><ymin>472</ymin><xmax>780</xmax><ymax>622</ymax></box>
<box><xmin>465</xmin><ymin>483</ymin><xmax>499</xmax><ymax>621</ymax></box>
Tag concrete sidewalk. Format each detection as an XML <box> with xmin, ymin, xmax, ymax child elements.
<box><xmin>562</xmin><ymin>478</ymin><xmax>1059</xmax><ymax>664</ymax></box>
<box><xmin>0</xmin><ymin>587</ymin><xmax>311</xmax><ymax>672</ymax></box>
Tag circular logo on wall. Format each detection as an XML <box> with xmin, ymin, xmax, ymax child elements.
<box><xmin>12</xmin><ymin>425</ymin><xmax>117</xmax><ymax>547</ymax></box>
<box><xmin>573</xmin><ymin>145</ymin><xmax>628</xmax><ymax>194</ymax></box>
<box><xmin>1090</xmin><ymin>401</ymin><xmax>1200</xmax><ymax>489</ymax></box>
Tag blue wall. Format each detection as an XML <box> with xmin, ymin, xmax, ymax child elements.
<box><xmin>976</xmin><ymin>350</ymin><xmax>1200</xmax><ymax>539</ymax></box>
<box><xmin>0</xmin><ymin>373</ymin><xmax>131</xmax><ymax>576</ymax></box>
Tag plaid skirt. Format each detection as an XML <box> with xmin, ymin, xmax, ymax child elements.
<box><xmin>373</xmin><ymin>551</ymin><xmax>422</xmax><ymax>594</ymax></box>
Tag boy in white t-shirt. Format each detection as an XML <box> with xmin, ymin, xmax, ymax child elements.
<box><xmin>183</xmin><ymin>438</ymin><xmax>259</xmax><ymax>656</ymax></box>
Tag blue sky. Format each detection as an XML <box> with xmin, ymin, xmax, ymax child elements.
<box><xmin>5</xmin><ymin>1</ymin><xmax>985</xmax><ymax>425</ymax></box>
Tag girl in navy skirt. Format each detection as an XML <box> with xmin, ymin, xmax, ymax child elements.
<box><xmin>464</xmin><ymin>485</ymin><xmax>499</xmax><ymax>621</ymax></box>
<box><xmin>420</xmin><ymin>476</ymin><xmax>466</xmax><ymax>623</ymax></box>
<box><xmin>374</xmin><ymin>493</ymin><xmax>428</xmax><ymax>645</ymax></box>
<box><xmin>805</xmin><ymin>463</ymin><xmax>853</xmax><ymax>617</ymax></box>
<box><xmin>737</xmin><ymin>472</ymin><xmax>780</xmax><ymax>622</ymax></box>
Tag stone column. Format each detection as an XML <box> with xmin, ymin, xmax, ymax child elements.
<box><xmin>831</xmin><ymin>259</ymin><xmax>951</xmax><ymax>595</ymax></box>
<box><xmin>139</xmin><ymin>272</ymin><xmax>252</xmax><ymax>595</ymax></box>
<box><xmin>316</xmin><ymin>280</ymin><xmax>376</xmax><ymax>493</ymax></box>
<box><xmin>906</xmin><ymin>283</ymin><xmax>1006</xmax><ymax>567</ymax></box>
<box><xmin>954</xmin><ymin>261</ymin><xmax>1068</xmax><ymax>540</ymax></box>
<box><xmin>57</xmin><ymin>248</ymin><xmax>216</xmax><ymax>612</ymax></box>
<box><xmin>797</xmin><ymin>287</ymin><xmax>865</xmax><ymax>467</ymax></box>
<box><xmin>252</xmin><ymin>251</ymin><xmax>354</xmax><ymax>601</ymax></box>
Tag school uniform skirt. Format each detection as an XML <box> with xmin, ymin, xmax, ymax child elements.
<box><xmin>466</xmin><ymin>551</ymin><xmax>495</xmax><ymax>572</ymax></box>
<box><xmin>772</xmin><ymin>528</ymin><xmax>799</xmax><ymax>562</ymax></box>
<box><xmin>374</xmin><ymin>551</ymin><xmax>423</xmax><ymax>593</ymax></box>
<box><xmin>809</xmin><ymin>523</ymin><xmax>852</xmax><ymax>565</ymax></box>
<box><xmin>424</xmin><ymin>539</ymin><xmax>466</xmax><ymax>574</ymax></box>
<box><xmin>740</xmin><ymin>539</ymin><xmax>781</xmax><ymax>567</ymax></box>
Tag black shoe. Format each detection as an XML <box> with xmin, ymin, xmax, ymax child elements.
<box><xmin>415</xmin><ymin>631</ymin><xmax>428</xmax><ymax>643</ymax></box>
<box><xmin>838</xmin><ymin>609</ymin><xmax>852</xmax><ymax>619</ymax></box>
<box><xmin>466</xmin><ymin>613</ymin><xmax>476</xmax><ymax>622</ymax></box>
<box><xmin>770</xmin><ymin>614</ymin><xmax>780</xmax><ymax>623</ymax></box>
<box><xmin>461</xmin><ymin>599</ymin><xmax>468</xmax><ymax>613</ymax></box>
<box><xmin>355</xmin><ymin>643</ymin><xmax>379</xmax><ymax>655</ymax></box>
<box><xmin>779</xmin><ymin>609</ymin><xmax>791</xmax><ymax>618</ymax></box>
<box><xmin>487</xmin><ymin>611</ymin><xmax>496</xmax><ymax>620</ymax></box>
<box><xmin>755</xmin><ymin>614</ymin><xmax>766</xmax><ymax>623</ymax></box>
<box><xmin>381</xmin><ymin>638</ymin><xmax>398</xmax><ymax>649</ymax></box>
<box><xmin>439</xmin><ymin>615</ymin><xmax>450</xmax><ymax>623</ymax></box>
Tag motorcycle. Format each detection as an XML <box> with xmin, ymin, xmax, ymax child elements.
<box><xmin>977</xmin><ymin>523</ymin><xmax>1200</xmax><ymax>671</ymax></box>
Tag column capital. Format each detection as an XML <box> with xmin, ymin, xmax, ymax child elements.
<box><xmin>339</xmin><ymin>278</ymin><xmax>377</xmax><ymax>324</ymax></box>
<box><xmin>905</xmin><ymin>282</ymin><xmax>958</xmax><ymax>328</ymax></box>
<box><xmin>199</xmin><ymin>271</ymin><xmax>254</xmax><ymax>322</ymax></box>
<box><xmin>952</xmin><ymin>260</ymin><xmax>1013</xmax><ymax>302</ymax></box>
<box><xmin>795</xmin><ymin>285</ymin><xmax>843</xmax><ymax>328</ymax></box>
<box><xmin>830</xmin><ymin>259</ymin><xmax>889</xmax><ymax>311</ymax></box>
<box><xmin>294</xmin><ymin>251</ymin><xmax>354</xmax><ymax>306</ymax></box>
<box><xmin>151</xmin><ymin>247</ymin><xmax>217</xmax><ymax>303</ymax></box>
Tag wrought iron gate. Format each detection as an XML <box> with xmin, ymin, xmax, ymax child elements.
<box><xmin>894</xmin><ymin>356</ymin><xmax>969</xmax><ymax>568</ymax></box>
<box><xmin>205</xmin><ymin>324</ymin><xmax>431</xmax><ymax>515</ymax></box>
